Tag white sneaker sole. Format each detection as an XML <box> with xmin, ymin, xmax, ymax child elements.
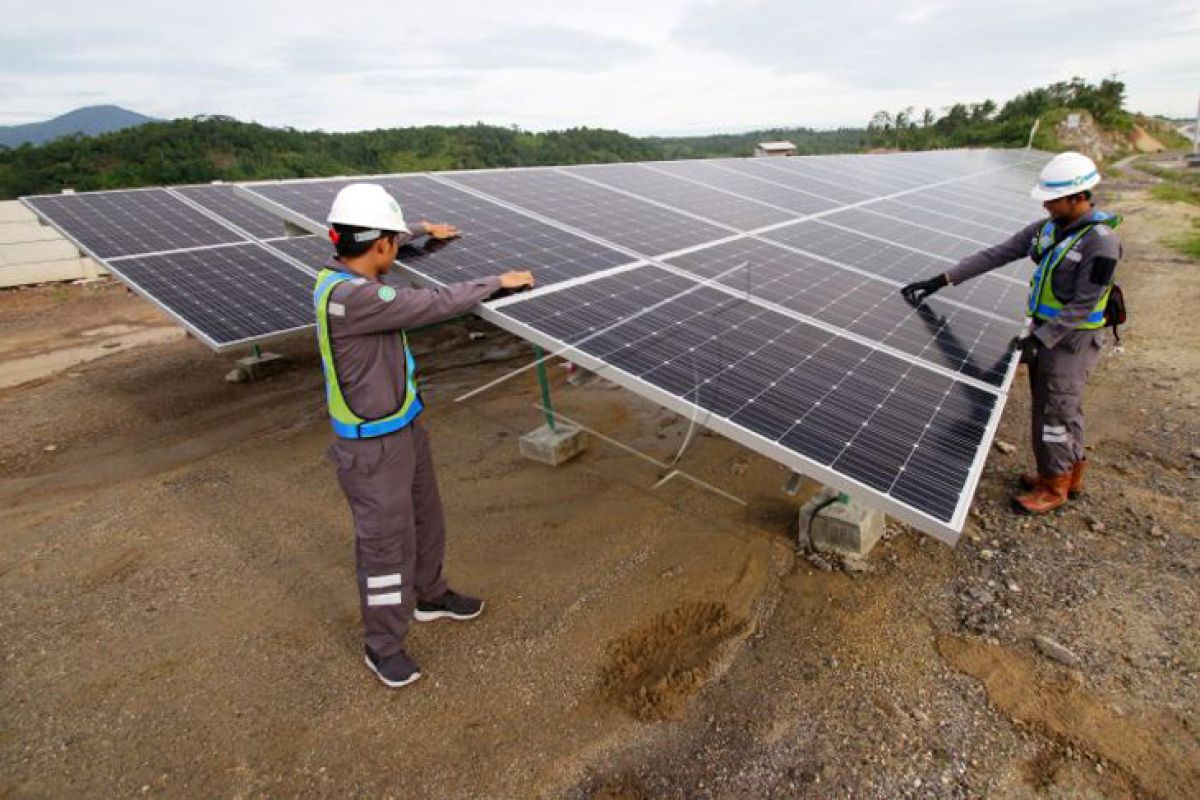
<box><xmin>414</xmin><ymin>602</ymin><xmax>484</xmax><ymax>623</ymax></box>
<box><xmin>363</xmin><ymin>654</ymin><xmax>422</xmax><ymax>688</ymax></box>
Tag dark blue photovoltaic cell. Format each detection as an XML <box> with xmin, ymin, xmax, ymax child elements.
<box><xmin>497</xmin><ymin>265</ymin><xmax>995</xmax><ymax>522</ymax></box>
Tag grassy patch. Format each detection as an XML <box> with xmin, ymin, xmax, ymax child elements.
<box><xmin>1139</xmin><ymin>162</ymin><xmax>1200</xmax><ymax>187</ymax></box>
<box><xmin>1165</xmin><ymin>221</ymin><xmax>1200</xmax><ymax>260</ymax></box>
<box><xmin>1150</xmin><ymin>182</ymin><xmax>1200</xmax><ymax>206</ymax></box>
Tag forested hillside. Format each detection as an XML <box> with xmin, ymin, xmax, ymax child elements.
<box><xmin>863</xmin><ymin>77</ymin><xmax>1169</xmax><ymax>153</ymax></box>
<box><xmin>2</xmin><ymin>76</ymin><xmax>1176</xmax><ymax>199</ymax></box>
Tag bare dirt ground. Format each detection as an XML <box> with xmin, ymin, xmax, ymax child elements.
<box><xmin>1</xmin><ymin>187</ymin><xmax>1197</xmax><ymax>799</ymax></box>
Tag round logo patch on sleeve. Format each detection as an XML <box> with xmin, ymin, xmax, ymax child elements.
<box><xmin>377</xmin><ymin>286</ymin><xmax>397</xmax><ymax>303</ymax></box>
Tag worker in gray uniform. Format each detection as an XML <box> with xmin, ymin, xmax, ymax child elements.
<box><xmin>900</xmin><ymin>152</ymin><xmax>1121</xmax><ymax>515</ymax></box>
<box><xmin>315</xmin><ymin>183</ymin><xmax>535</xmax><ymax>687</ymax></box>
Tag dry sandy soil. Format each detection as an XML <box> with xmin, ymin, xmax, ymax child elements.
<box><xmin>1</xmin><ymin>187</ymin><xmax>1197</xmax><ymax>799</ymax></box>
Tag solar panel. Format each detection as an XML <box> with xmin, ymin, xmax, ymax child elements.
<box><xmin>818</xmin><ymin>207</ymin><xmax>985</xmax><ymax>260</ymax></box>
<box><xmin>644</xmin><ymin>159</ymin><xmax>839</xmax><ymax>215</ymax></box>
<box><xmin>263</xmin><ymin>235</ymin><xmax>331</xmax><ymax>266</ymax></box>
<box><xmin>562</xmin><ymin>163</ymin><xmax>797</xmax><ymax>230</ymax></box>
<box><xmin>442</xmin><ymin>168</ymin><xmax>726</xmax><ymax>256</ymax></box>
<box><xmin>892</xmin><ymin>189</ymin><xmax>1031</xmax><ymax>229</ymax></box>
<box><xmin>23</xmin><ymin>189</ymin><xmax>243</xmax><ymax>258</ymax></box>
<box><xmin>108</xmin><ymin>243</ymin><xmax>314</xmax><ymax>346</ymax></box>
<box><xmin>761</xmin><ymin>218</ymin><xmax>1029</xmax><ymax>317</ymax></box>
<box><xmin>173</xmin><ymin>184</ymin><xmax>290</xmax><ymax>239</ymax></box>
<box><xmin>867</xmin><ymin>199</ymin><xmax>1016</xmax><ymax>243</ymax></box>
<box><xmin>492</xmin><ymin>265</ymin><xmax>1000</xmax><ymax>529</ymax></box>
<box><xmin>659</xmin><ymin>237</ymin><xmax>1017</xmax><ymax>387</ymax></box>
<box><xmin>730</xmin><ymin>159</ymin><xmax>876</xmax><ymax>204</ymax></box>
<box><xmin>240</xmin><ymin>174</ymin><xmax>637</xmax><ymax>287</ymax></box>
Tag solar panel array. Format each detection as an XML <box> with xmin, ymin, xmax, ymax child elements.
<box><xmin>232</xmin><ymin>148</ymin><xmax>1049</xmax><ymax>541</ymax></box>
<box><xmin>23</xmin><ymin>149</ymin><xmax>1050</xmax><ymax>541</ymax></box>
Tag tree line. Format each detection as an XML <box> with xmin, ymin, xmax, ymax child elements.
<box><xmin>865</xmin><ymin>77</ymin><xmax>1130</xmax><ymax>151</ymax></box>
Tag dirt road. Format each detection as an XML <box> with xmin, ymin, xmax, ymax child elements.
<box><xmin>1</xmin><ymin>188</ymin><xmax>1197</xmax><ymax>798</ymax></box>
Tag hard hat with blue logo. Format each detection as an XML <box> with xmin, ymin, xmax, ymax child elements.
<box><xmin>1030</xmin><ymin>152</ymin><xmax>1101</xmax><ymax>202</ymax></box>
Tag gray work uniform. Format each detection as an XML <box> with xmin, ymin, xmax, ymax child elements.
<box><xmin>947</xmin><ymin>212</ymin><xmax>1121</xmax><ymax>476</ymax></box>
<box><xmin>322</xmin><ymin>251</ymin><xmax>500</xmax><ymax>659</ymax></box>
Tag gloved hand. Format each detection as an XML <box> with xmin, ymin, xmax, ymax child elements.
<box><xmin>900</xmin><ymin>274</ymin><xmax>948</xmax><ymax>306</ymax></box>
<box><xmin>421</xmin><ymin>221</ymin><xmax>460</xmax><ymax>240</ymax></box>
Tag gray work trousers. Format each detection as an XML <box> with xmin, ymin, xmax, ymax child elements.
<box><xmin>328</xmin><ymin>421</ymin><xmax>448</xmax><ymax>658</ymax></box>
<box><xmin>1028</xmin><ymin>329</ymin><xmax>1104</xmax><ymax>476</ymax></box>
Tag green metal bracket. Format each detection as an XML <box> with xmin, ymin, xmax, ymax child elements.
<box><xmin>533</xmin><ymin>345</ymin><xmax>556</xmax><ymax>431</ymax></box>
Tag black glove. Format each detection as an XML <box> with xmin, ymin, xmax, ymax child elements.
<box><xmin>900</xmin><ymin>274</ymin><xmax>948</xmax><ymax>306</ymax></box>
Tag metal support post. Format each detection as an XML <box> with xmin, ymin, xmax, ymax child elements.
<box><xmin>533</xmin><ymin>345</ymin><xmax>556</xmax><ymax>432</ymax></box>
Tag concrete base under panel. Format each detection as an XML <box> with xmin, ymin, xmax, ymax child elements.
<box><xmin>799</xmin><ymin>490</ymin><xmax>884</xmax><ymax>558</ymax></box>
<box><xmin>225</xmin><ymin>351</ymin><xmax>288</xmax><ymax>383</ymax></box>
<box><xmin>519</xmin><ymin>423</ymin><xmax>587</xmax><ymax>466</ymax></box>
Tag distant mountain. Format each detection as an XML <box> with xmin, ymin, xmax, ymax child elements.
<box><xmin>0</xmin><ymin>105</ymin><xmax>158</xmax><ymax>148</ymax></box>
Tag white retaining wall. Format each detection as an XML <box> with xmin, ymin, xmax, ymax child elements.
<box><xmin>0</xmin><ymin>201</ymin><xmax>106</xmax><ymax>288</ymax></box>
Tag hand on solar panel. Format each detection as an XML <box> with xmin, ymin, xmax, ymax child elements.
<box><xmin>422</xmin><ymin>221</ymin><xmax>459</xmax><ymax>240</ymax></box>
<box><xmin>499</xmin><ymin>270</ymin><xmax>535</xmax><ymax>290</ymax></box>
<box><xmin>900</xmin><ymin>274</ymin><xmax>948</xmax><ymax>306</ymax></box>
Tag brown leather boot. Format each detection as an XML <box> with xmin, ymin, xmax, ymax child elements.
<box><xmin>1020</xmin><ymin>459</ymin><xmax>1086</xmax><ymax>498</ymax></box>
<box><xmin>1012</xmin><ymin>473</ymin><xmax>1072</xmax><ymax>515</ymax></box>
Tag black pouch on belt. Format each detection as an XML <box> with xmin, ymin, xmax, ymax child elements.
<box><xmin>1104</xmin><ymin>284</ymin><xmax>1127</xmax><ymax>342</ymax></box>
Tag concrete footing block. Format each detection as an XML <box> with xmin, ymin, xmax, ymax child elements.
<box><xmin>225</xmin><ymin>351</ymin><xmax>288</xmax><ymax>383</ymax></box>
<box><xmin>799</xmin><ymin>490</ymin><xmax>884</xmax><ymax>558</ymax></box>
<box><xmin>519</xmin><ymin>423</ymin><xmax>587</xmax><ymax>466</ymax></box>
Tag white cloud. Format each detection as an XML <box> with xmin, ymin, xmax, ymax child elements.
<box><xmin>0</xmin><ymin>0</ymin><xmax>1196</xmax><ymax>132</ymax></box>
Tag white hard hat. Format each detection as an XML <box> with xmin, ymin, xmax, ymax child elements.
<box><xmin>327</xmin><ymin>183</ymin><xmax>408</xmax><ymax>237</ymax></box>
<box><xmin>1030</xmin><ymin>152</ymin><xmax>1101</xmax><ymax>201</ymax></box>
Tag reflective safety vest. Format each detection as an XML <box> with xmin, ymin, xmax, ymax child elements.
<box><xmin>313</xmin><ymin>268</ymin><xmax>423</xmax><ymax>439</ymax></box>
<box><xmin>1026</xmin><ymin>211</ymin><xmax>1121</xmax><ymax>329</ymax></box>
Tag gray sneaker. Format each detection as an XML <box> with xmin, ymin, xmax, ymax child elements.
<box><xmin>363</xmin><ymin>647</ymin><xmax>422</xmax><ymax>688</ymax></box>
<box><xmin>414</xmin><ymin>589</ymin><xmax>484</xmax><ymax>622</ymax></box>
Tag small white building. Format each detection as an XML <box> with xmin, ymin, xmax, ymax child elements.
<box><xmin>753</xmin><ymin>141</ymin><xmax>797</xmax><ymax>158</ymax></box>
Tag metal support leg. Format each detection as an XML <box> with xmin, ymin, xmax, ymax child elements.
<box><xmin>533</xmin><ymin>345</ymin><xmax>556</xmax><ymax>432</ymax></box>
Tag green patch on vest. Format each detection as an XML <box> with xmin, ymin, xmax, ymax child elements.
<box><xmin>377</xmin><ymin>286</ymin><xmax>397</xmax><ymax>302</ymax></box>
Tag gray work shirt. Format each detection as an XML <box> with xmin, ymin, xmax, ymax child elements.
<box><xmin>324</xmin><ymin>258</ymin><xmax>500</xmax><ymax>421</ymax></box>
<box><xmin>945</xmin><ymin>212</ymin><xmax>1122</xmax><ymax>349</ymax></box>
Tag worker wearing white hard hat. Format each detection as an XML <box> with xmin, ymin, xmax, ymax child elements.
<box><xmin>314</xmin><ymin>182</ymin><xmax>534</xmax><ymax>688</ymax></box>
<box><xmin>900</xmin><ymin>152</ymin><xmax>1123</xmax><ymax>516</ymax></box>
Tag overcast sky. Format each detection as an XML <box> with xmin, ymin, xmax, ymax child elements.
<box><xmin>1</xmin><ymin>0</ymin><xmax>1197</xmax><ymax>135</ymax></box>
